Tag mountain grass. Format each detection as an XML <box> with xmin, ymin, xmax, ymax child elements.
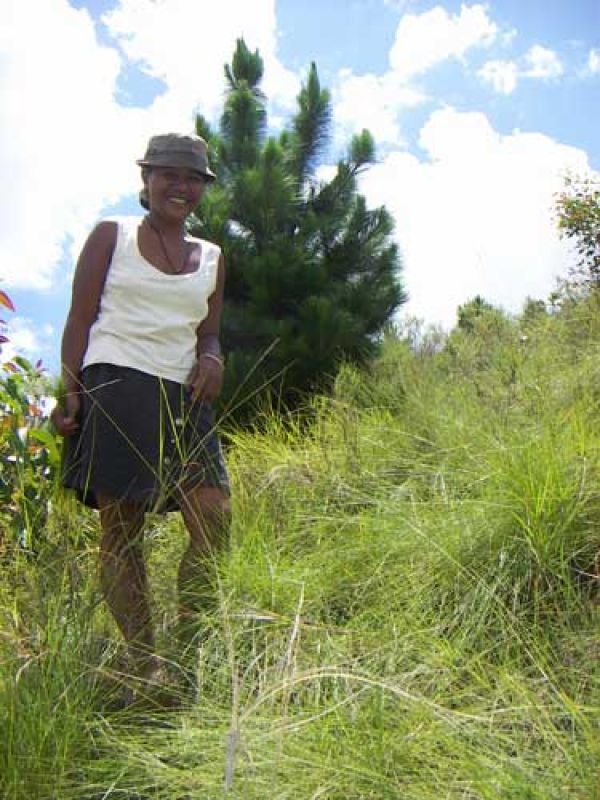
<box><xmin>0</xmin><ymin>299</ymin><xmax>599</xmax><ymax>798</ymax></box>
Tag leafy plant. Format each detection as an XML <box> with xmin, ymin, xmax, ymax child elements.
<box><xmin>556</xmin><ymin>173</ymin><xmax>600</xmax><ymax>287</ymax></box>
<box><xmin>0</xmin><ymin>291</ymin><xmax>59</xmax><ymax>553</ymax></box>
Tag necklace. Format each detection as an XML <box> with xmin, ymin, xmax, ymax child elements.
<box><xmin>146</xmin><ymin>217</ymin><xmax>188</xmax><ymax>274</ymax></box>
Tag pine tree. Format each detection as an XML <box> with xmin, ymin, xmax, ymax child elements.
<box><xmin>190</xmin><ymin>39</ymin><xmax>406</xmax><ymax>419</ymax></box>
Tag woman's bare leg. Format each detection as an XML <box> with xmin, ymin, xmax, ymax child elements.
<box><xmin>177</xmin><ymin>485</ymin><xmax>231</xmax><ymax>634</ymax></box>
<box><xmin>97</xmin><ymin>493</ymin><xmax>155</xmax><ymax>675</ymax></box>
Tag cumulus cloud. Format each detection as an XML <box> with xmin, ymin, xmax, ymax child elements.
<box><xmin>360</xmin><ymin>108</ymin><xmax>591</xmax><ymax>328</ymax></box>
<box><xmin>1</xmin><ymin>0</ymin><xmax>128</xmax><ymax>289</ymax></box>
<box><xmin>479</xmin><ymin>44</ymin><xmax>563</xmax><ymax>94</ymax></box>
<box><xmin>333</xmin><ymin>70</ymin><xmax>426</xmax><ymax>143</ymax></box>
<box><xmin>103</xmin><ymin>0</ymin><xmax>299</xmax><ymax>121</ymax></box>
<box><xmin>0</xmin><ymin>0</ymin><xmax>297</xmax><ymax>291</ymax></box>
<box><xmin>333</xmin><ymin>4</ymin><xmax>498</xmax><ymax>148</ymax></box>
<box><xmin>389</xmin><ymin>3</ymin><xmax>498</xmax><ymax>79</ymax></box>
<box><xmin>523</xmin><ymin>45</ymin><xmax>563</xmax><ymax>79</ymax></box>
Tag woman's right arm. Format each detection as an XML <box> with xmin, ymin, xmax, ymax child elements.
<box><xmin>53</xmin><ymin>221</ymin><xmax>117</xmax><ymax>436</ymax></box>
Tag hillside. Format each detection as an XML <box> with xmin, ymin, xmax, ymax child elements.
<box><xmin>0</xmin><ymin>295</ymin><xmax>599</xmax><ymax>799</ymax></box>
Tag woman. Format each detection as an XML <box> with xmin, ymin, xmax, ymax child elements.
<box><xmin>52</xmin><ymin>133</ymin><xmax>231</xmax><ymax>686</ymax></box>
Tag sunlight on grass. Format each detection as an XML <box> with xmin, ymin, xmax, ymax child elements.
<box><xmin>1</xmin><ymin>299</ymin><xmax>599</xmax><ymax>798</ymax></box>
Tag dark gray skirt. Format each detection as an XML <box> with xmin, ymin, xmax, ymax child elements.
<box><xmin>61</xmin><ymin>363</ymin><xmax>229</xmax><ymax>512</ymax></box>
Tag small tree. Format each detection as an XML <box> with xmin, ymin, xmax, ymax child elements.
<box><xmin>191</xmin><ymin>40</ymin><xmax>405</xmax><ymax>418</ymax></box>
<box><xmin>445</xmin><ymin>296</ymin><xmax>519</xmax><ymax>399</ymax></box>
<box><xmin>456</xmin><ymin>295</ymin><xmax>497</xmax><ymax>333</ymax></box>
<box><xmin>555</xmin><ymin>174</ymin><xmax>600</xmax><ymax>288</ymax></box>
<box><xmin>520</xmin><ymin>297</ymin><xmax>548</xmax><ymax>328</ymax></box>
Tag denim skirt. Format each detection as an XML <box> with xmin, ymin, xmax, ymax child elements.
<box><xmin>61</xmin><ymin>363</ymin><xmax>229</xmax><ymax>512</ymax></box>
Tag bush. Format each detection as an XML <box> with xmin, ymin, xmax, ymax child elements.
<box><xmin>0</xmin><ymin>357</ymin><xmax>59</xmax><ymax>553</ymax></box>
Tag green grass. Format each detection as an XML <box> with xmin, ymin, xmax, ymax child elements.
<box><xmin>0</xmin><ymin>300</ymin><xmax>599</xmax><ymax>798</ymax></box>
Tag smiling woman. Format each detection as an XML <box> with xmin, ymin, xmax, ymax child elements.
<box><xmin>51</xmin><ymin>132</ymin><xmax>230</xmax><ymax>701</ymax></box>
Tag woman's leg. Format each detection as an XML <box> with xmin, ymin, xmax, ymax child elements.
<box><xmin>96</xmin><ymin>492</ymin><xmax>155</xmax><ymax>675</ymax></box>
<box><xmin>177</xmin><ymin>485</ymin><xmax>231</xmax><ymax>628</ymax></box>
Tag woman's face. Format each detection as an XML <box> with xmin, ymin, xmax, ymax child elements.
<box><xmin>145</xmin><ymin>166</ymin><xmax>207</xmax><ymax>219</ymax></box>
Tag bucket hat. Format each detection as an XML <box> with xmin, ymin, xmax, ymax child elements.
<box><xmin>137</xmin><ymin>133</ymin><xmax>216</xmax><ymax>182</ymax></box>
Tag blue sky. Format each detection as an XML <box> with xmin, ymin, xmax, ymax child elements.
<box><xmin>2</xmin><ymin>0</ymin><xmax>599</xmax><ymax>373</ymax></box>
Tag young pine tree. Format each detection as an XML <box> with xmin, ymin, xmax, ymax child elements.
<box><xmin>191</xmin><ymin>39</ymin><xmax>406</xmax><ymax>419</ymax></box>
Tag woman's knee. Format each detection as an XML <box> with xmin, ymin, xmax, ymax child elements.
<box><xmin>98</xmin><ymin>494</ymin><xmax>144</xmax><ymax>526</ymax></box>
<box><xmin>98</xmin><ymin>494</ymin><xmax>146</xmax><ymax>557</ymax></box>
<box><xmin>180</xmin><ymin>486</ymin><xmax>231</xmax><ymax>544</ymax></box>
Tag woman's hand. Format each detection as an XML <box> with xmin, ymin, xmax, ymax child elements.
<box><xmin>186</xmin><ymin>353</ymin><xmax>224</xmax><ymax>403</ymax></box>
<box><xmin>50</xmin><ymin>392</ymin><xmax>80</xmax><ymax>436</ymax></box>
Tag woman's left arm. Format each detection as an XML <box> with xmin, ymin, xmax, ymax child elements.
<box><xmin>187</xmin><ymin>253</ymin><xmax>226</xmax><ymax>403</ymax></box>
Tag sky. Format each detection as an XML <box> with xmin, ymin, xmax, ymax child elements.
<box><xmin>2</xmin><ymin>0</ymin><xmax>599</xmax><ymax>371</ymax></box>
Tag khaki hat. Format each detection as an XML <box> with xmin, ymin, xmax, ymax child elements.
<box><xmin>137</xmin><ymin>133</ymin><xmax>216</xmax><ymax>182</ymax></box>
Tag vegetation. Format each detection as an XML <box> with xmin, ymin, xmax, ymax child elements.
<box><xmin>0</xmin><ymin>284</ymin><xmax>599</xmax><ymax>798</ymax></box>
<box><xmin>1</xmin><ymin>51</ymin><xmax>598</xmax><ymax>799</ymax></box>
<box><xmin>189</xmin><ymin>40</ymin><xmax>405</xmax><ymax>418</ymax></box>
<box><xmin>556</xmin><ymin>173</ymin><xmax>600</xmax><ymax>288</ymax></box>
<box><xmin>0</xmin><ymin>292</ymin><xmax>57</xmax><ymax>554</ymax></box>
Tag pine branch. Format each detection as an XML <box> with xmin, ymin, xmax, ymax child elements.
<box><xmin>290</xmin><ymin>63</ymin><xmax>331</xmax><ymax>185</ymax></box>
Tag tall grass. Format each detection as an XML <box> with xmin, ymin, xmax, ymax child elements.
<box><xmin>0</xmin><ymin>299</ymin><xmax>599</xmax><ymax>798</ymax></box>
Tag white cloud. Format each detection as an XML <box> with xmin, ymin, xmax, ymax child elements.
<box><xmin>1</xmin><ymin>318</ymin><xmax>54</xmax><ymax>363</ymax></box>
<box><xmin>478</xmin><ymin>59</ymin><xmax>519</xmax><ymax>94</ymax></box>
<box><xmin>1</xmin><ymin>0</ymin><xmax>129</xmax><ymax>289</ymax></box>
<box><xmin>333</xmin><ymin>70</ymin><xmax>426</xmax><ymax>144</ymax></box>
<box><xmin>0</xmin><ymin>0</ymin><xmax>297</xmax><ymax>291</ymax></box>
<box><xmin>360</xmin><ymin>108</ymin><xmax>592</xmax><ymax>328</ymax></box>
<box><xmin>333</xmin><ymin>4</ymin><xmax>498</xmax><ymax>148</ymax></box>
<box><xmin>480</xmin><ymin>44</ymin><xmax>563</xmax><ymax>94</ymax></box>
<box><xmin>103</xmin><ymin>0</ymin><xmax>298</xmax><ymax>121</ymax></box>
<box><xmin>523</xmin><ymin>45</ymin><xmax>563</xmax><ymax>79</ymax></box>
<box><xmin>389</xmin><ymin>3</ymin><xmax>498</xmax><ymax>79</ymax></box>
<box><xmin>587</xmin><ymin>48</ymin><xmax>600</xmax><ymax>75</ymax></box>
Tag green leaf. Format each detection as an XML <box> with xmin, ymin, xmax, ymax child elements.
<box><xmin>28</xmin><ymin>428</ymin><xmax>60</xmax><ymax>464</ymax></box>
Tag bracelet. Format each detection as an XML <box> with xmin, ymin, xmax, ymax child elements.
<box><xmin>199</xmin><ymin>352</ymin><xmax>224</xmax><ymax>369</ymax></box>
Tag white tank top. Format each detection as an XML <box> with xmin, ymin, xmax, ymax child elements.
<box><xmin>83</xmin><ymin>217</ymin><xmax>221</xmax><ymax>384</ymax></box>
